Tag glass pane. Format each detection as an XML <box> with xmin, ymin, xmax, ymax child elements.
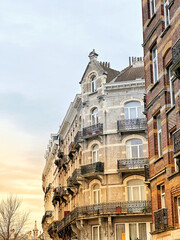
<box><xmin>158</xmin><ymin>132</ymin><xmax>162</xmax><ymax>156</ymax></box>
<box><xmin>125</xmin><ymin>102</ymin><xmax>141</xmax><ymax>107</ymax></box>
<box><xmin>116</xmin><ymin>224</ymin><xmax>125</xmax><ymax>240</ymax></box>
<box><xmin>129</xmin><ymin>224</ymin><xmax>137</xmax><ymax>240</ymax></box>
<box><xmin>131</xmin><ymin>139</ymin><xmax>142</xmax><ymax>145</ymax></box>
<box><xmin>137</xmin><ymin>106</ymin><xmax>141</xmax><ymax>118</ymax></box>
<box><xmin>92</xmin><ymin>151</ymin><xmax>96</xmax><ymax>163</ymax></box>
<box><xmin>133</xmin><ymin>187</ymin><xmax>140</xmax><ymax>201</ymax></box>
<box><xmin>126</xmin><ymin>145</ymin><xmax>131</xmax><ymax>159</ymax></box>
<box><xmin>139</xmin><ymin>223</ymin><xmax>147</xmax><ymax>240</ymax></box>
<box><xmin>140</xmin><ymin>186</ymin><xmax>145</xmax><ymax>200</ymax></box>
<box><xmin>132</xmin><ymin>146</ymin><xmax>138</xmax><ymax>158</ymax></box>
<box><xmin>93</xmin><ymin>191</ymin><xmax>97</xmax><ymax>204</ymax></box>
<box><xmin>130</xmin><ymin>108</ymin><xmax>136</xmax><ymax>119</ymax></box>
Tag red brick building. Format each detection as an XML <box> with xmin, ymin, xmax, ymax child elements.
<box><xmin>141</xmin><ymin>0</ymin><xmax>180</xmax><ymax>239</ymax></box>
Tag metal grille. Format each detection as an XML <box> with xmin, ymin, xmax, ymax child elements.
<box><xmin>83</xmin><ymin>123</ymin><xmax>103</xmax><ymax>138</ymax></box>
<box><xmin>81</xmin><ymin>162</ymin><xmax>104</xmax><ymax>175</ymax></box>
<box><xmin>117</xmin><ymin>158</ymin><xmax>148</xmax><ymax>170</ymax></box>
<box><xmin>117</xmin><ymin>118</ymin><xmax>147</xmax><ymax>131</ymax></box>
<box><xmin>172</xmin><ymin>38</ymin><xmax>180</xmax><ymax>65</ymax></box>
<box><xmin>173</xmin><ymin>129</ymin><xmax>180</xmax><ymax>155</ymax></box>
<box><xmin>154</xmin><ymin>208</ymin><xmax>168</xmax><ymax>230</ymax></box>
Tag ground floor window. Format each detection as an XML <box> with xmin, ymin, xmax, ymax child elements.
<box><xmin>115</xmin><ymin>222</ymin><xmax>149</xmax><ymax>240</ymax></box>
<box><xmin>92</xmin><ymin>225</ymin><xmax>101</xmax><ymax>240</ymax></box>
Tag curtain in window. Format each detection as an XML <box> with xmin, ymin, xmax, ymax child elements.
<box><xmin>139</xmin><ymin>223</ymin><xmax>147</xmax><ymax>240</ymax></box>
<box><xmin>116</xmin><ymin>224</ymin><xmax>125</xmax><ymax>240</ymax></box>
<box><xmin>129</xmin><ymin>224</ymin><xmax>137</xmax><ymax>240</ymax></box>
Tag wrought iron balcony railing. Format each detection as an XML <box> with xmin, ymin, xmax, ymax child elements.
<box><xmin>81</xmin><ymin>162</ymin><xmax>104</xmax><ymax>176</ymax></box>
<box><xmin>83</xmin><ymin>123</ymin><xmax>103</xmax><ymax>139</ymax></box>
<box><xmin>57</xmin><ymin>200</ymin><xmax>151</xmax><ymax>233</ymax></box>
<box><xmin>172</xmin><ymin>38</ymin><xmax>180</xmax><ymax>78</ymax></box>
<box><xmin>154</xmin><ymin>208</ymin><xmax>168</xmax><ymax>231</ymax></box>
<box><xmin>173</xmin><ymin>129</ymin><xmax>180</xmax><ymax>156</ymax></box>
<box><xmin>42</xmin><ymin>210</ymin><xmax>52</xmax><ymax>224</ymax></box>
<box><xmin>69</xmin><ymin>142</ymin><xmax>76</xmax><ymax>155</ymax></box>
<box><xmin>52</xmin><ymin>187</ymin><xmax>61</xmax><ymax>206</ymax></box>
<box><xmin>117</xmin><ymin>158</ymin><xmax>148</xmax><ymax>171</ymax></box>
<box><xmin>117</xmin><ymin>118</ymin><xmax>147</xmax><ymax>132</ymax></box>
<box><xmin>48</xmin><ymin>221</ymin><xmax>58</xmax><ymax>237</ymax></box>
<box><xmin>74</xmin><ymin>131</ymin><xmax>83</xmax><ymax>148</ymax></box>
<box><xmin>72</xmin><ymin>168</ymin><xmax>82</xmax><ymax>184</ymax></box>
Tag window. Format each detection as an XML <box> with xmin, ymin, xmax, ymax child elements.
<box><xmin>152</xmin><ymin>46</ymin><xmax>158</xmax><ymax>83</ymax></box>
<box><xmin>92</xmin><ymin>225</ymin><xmax>101</xmax><ymax>240</ymax></box>
<box><xmin>174</xmin><ymin>158</ymin><xmax>179</xmax><ymax>172</ymax></box>
<box><xmin>91</xmin><ymin>108</ymin><xmax>98</xmax><ymax>125</ymax></box>
<box><xmin>91</xmin><ymin>76</ymin><xmax>97</xmax><ymax>93</ymax></box>
<box><xmin>92</xmin><ymin>145</ymin><xmax>99</xmax><ymax>163</ymax></box>
<box><xmin>164</xmin><ymin>0</ymin><xmax>170</xmax><ymax>28</ymax></box>
<box><xmin>160</xmin><ymin>184</ymin><xmax>166</xmax><ymax>208</ymax></box>
<box><xmin>157</xmin><ymin>114</ymin><xmax>162</xmax><ymax>157</ymax></box>
<box><xmin>169</xmin><ymin>68</ymin><xmax>175</xmax><ymax>107</ymax></box>
<box><xmin>150</xmin><ymin>0</ymin><xmax>156</xmax><ymax>17</ymax></box>
<box><xmin>129</xmin><ymin>223</ymin><xmax>147</xmax><ymax>240</ymax></box>
<box><xmin>127</xmin><ymin>180</ymin><xmax>145</xmax><ymax>201</ymax></box>
<box><xmin>126</xmin><ymin>139</ymin><xmax>143</xmax><ymax>159</ymax></box>
<box><xmin>115</xmin><ymin>224</ymin><xmax>125</xmax><ymax>240</ymax></box>
<box><xmin>93</xmin><ymin>184</ymin><xmax>100</xmax><ymax>204</ymax></box>
<box><xmin>177</xmin><ymin>197</ymin><xmax>180</xmax><ymax>226</ymax></box>
<box><xmin>125</xmin><ymin>101</ymin><xmax>141</xmax><ymax>119</ymax></box>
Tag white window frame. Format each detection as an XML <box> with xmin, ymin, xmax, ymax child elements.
<box><xmin>91</xmin><ymin>76</ymin><xmax>97</xmax><ymax>93</ymax></box>
<box><xmin>160</xmin><ymin>184</ymin><xmax>166</xmax><ymax>208</ymax></box>
<box><xmin>174</xmin><ymin>158</ymin><xmax>179</xmax><ymax>172</ymax></box>
<box><xmin>92</xmin><ymin>145</ymin><xmax>99</xmax><ymax>163</ymax></box>
<box><xmin>92</xmin><ymin>225</ymin><xmax>101</xmax><ymax>240</ymax></box>
<box><xmin>129</xmin><ymin>222</ymin><xmax>147</xmax><ymax>240</ymax></box>
<box><xmin>164</xmin><ymin>0</ymin><xmax>170</xmax><ymax>28</ymax></box>
<box><xmin>93</xmin><ymin>185</ymin><xmax>100</xmax><ymax>204</ymax></box>
<box><xmin>169</xmin><ymin>68</ymin><xmax>175</xmax><ymax>107</ymax></box>
<box><xmin>150</xmin><ymin>0</ymin><xmax>156</xmax><ymax>17</ymax></box>
<box><xmin>177</xmin><ymin>197</ymin><xmax>180</xmax><ymax>226</ymax></box>
<box><xmin>157</xmin><ymin>114</ymin><xmax>162</xmax><ymax>157</ymax></box>
<box><xmin>124</xmin><ymin>102</ymin><xmax>141</xmax><ymax>120</ymax></box>
<box><xmin>152</xmin><ymin>46</ymin><xmax>158</xmax><ymax>84</ymax></box>
<box><xmin>126</xmin><ymin>139</ymin><xmax>143</xmax><ymax>159</ymax></box>
<box><xmin>91</xmin><ymin>108</ymin><xmax>98</xmax><ymax>125</ymax></box>
<box><xmin>114</xmin><ymin>223</ymin><xmax>125</xmax><ymax>240</ymax></box>
<box><xmin>127</xmin><ymin>180</ymin><xmax>145</xmax><ymax>201</ymax></box>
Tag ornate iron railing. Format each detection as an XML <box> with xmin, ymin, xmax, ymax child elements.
<box><xmin>74</xmin><ymin>131</ymin><xmax>83</xmax><ymax>147</ymax></box>
<box><xmin>172</xmin><ymin>38</ymin><xmax>180</xmax><ymax>66</ymax></box>
<box><xmin>72</xmin><ymin>168</ymin><xmax>82</xmax><ymax>184</ymax></box>
<box><xmin>154</xmin><ymin>208</ymin><xmax>168</xmax><ymax>231</ymax></box>
<box><xmin>42</xmin><ymin>210</ymin><xmax>52</xmax><ymax>224</ymax></box>
<box><xmin>117</xmin><ymin>118</ymin><xmax>147</xmax><ymax>131</ymax></box>
<box><xmin>54</xmin><ymin>155</ymin><xmax>68</xmax><ymax>170</ymax></box>
<box><xmin>173</xmin><ymin>129</ymin><xmax>180</xmax><ymax>155</ymax></box>
<box><xmin>117</xmin><ymin>158</ymin><xmax>148</xmax><ymax>171</ymax></box>
<box><xmin>69</xmin><ymin>142</ymin><xmax>75</xmax><ymax>155</ymax></box>
<box><xmin>83</xmin><ymin>123</ymin><xmax>103</xmax><ymax>138</ymax></box>
<box><xmin>81</xmin><ymin>162</ymin><xmax>104</xmax><ymax>175</ymax></box>
<box><xmin>57</xmin><ymin>200</ymin><xmax>151</xmax><ymax>233</ymax></box>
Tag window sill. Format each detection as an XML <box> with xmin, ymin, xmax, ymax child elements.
<box><xmin>89</xmin><ymin>91</ymin><xmax>98</xmax><ymax>96</ymax></box>
<box><xmin>160</xmin><ymin>24</ymin><xmax>171</xmax><ymax>38</ymax></box>
<box><xmin>147</xmin><ymin>13</ymin><xmax>156</xmax><ymax>27</ymax></box>
<box><xmin>150</xmin><ymin>80</ymin><xmax>160</xmax><ymax>91</ymax></box>
<box><xmin>154</xmin><ymin>155</ymin><xmax>163</xmax><ymax>163</ymax></box>
<box><xmin>167</xmin><ymin>170</ymin><xmax>180</xmax><ymax>180</ymax></box>
<box><xmin>166</xmin><ymin>105</ymin><xmax>175</xmax><ymax>115</ymax></box>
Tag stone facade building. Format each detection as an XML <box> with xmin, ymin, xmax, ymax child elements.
<box><xmin>42</xmin><ymin>51</ymin><xmax>152</xmax><ymax>240</ymax></box>
<box><xmin>141</xmin><ymin>0</ymin><xmax>180</xmax><ymax>239</ymax></box>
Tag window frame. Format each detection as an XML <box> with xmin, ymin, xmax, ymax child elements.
<box><xmin>164</xmin><ymin>0</ymin><xmax>170</xmax><ymax>28</ymax></box>
<box><xmin>177</xmin><ymin>197</ymin><xmax>180</xmax><ymax>226</ymax></box>
<box><xmin>92</xmin><ymin>225</ymin><xmax>101</xmax><ymax>240</ymax></box>
<box><xmin>124</xmin><ymin>101</ymin><xmax>141</xmax><ymax>120</ymax></box>
<box><xmin>156</xmin><ymin>114</ymin><xmax>163</xmax><ymax>157</ymax></box>
<box><xmin>152</xmin><ymin>46</ymin><xmax>158</xmax><ymax>84</ymax></box>
<box><xmin>160</xmin><ymin>184</ymin><xmax>166</xmax><ymax>208</ymax></box>
<box><xmin>93</xmin><ymin>184</ymin><xmax>100</xmax><ymax>204</ymax></box>
<box><xmin>92</xmin><ymin>145</ymin><xmax>99</xmax><ymax>163</ymax></box>
<box><xmin>129</xmin><ymin>222</ymin><xmax>147</xmax><ymax>240</ymax></box>
<box><xmin>91</xmin><ymin>108</ymin><xmax>98</xmax><ymax>125</ymax></box>
<box><xmin>150</xmin><ymin>0</ymin><xmax>156</xmax><ymax>17</ymax></box>
<box><xmin>168</xmin><ymin>68</ymin><xmax>175</xmax><ymax>107</ymax></box>
<box><xmin>91</xmin><ymin>75</ymin><xmax>97</xmax><ymax>93</ymax></box>
<box><xmin>127</xmin><ymin>180</ymin><xmax>145</xmax><ymax>201</ymax></box>
<box><xmin>126</xmin><ymin>139</ymin><xmax>143</xmax><ymax>159</ymax></box>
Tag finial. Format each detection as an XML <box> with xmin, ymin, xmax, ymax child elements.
<box><xmin>88</xmin><ymin>49</ymin><xmax>98</xmax><ymax>61</ymax></box>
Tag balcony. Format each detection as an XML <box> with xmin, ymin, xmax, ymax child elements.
<box><xmin>57</xmin><ymin>200</ymin><xmax>151</xmax><ymax>233</ymax></box>
<box><xmin>48</xmin><ymin>221</ymin><xmax>58</xmax><ymax>238</ymax></box>
<box><xmin>42</xmin><ymin>210</ymin><xmax>52</xmax><ymax>224</ymax></box>
<box><xmin>83</xmin><ymin>123</ymin><xmax>103</xmax><ymax>139</ymax></box>
<box><xmin>117</xmin><ymin>158</ymin><xmax>148</xmax><ymax>172</ymax></box>
<box><xmin>117</xmin><ymin>118</ymin><xmax>147</xmax><ymax>132</ymax></box>
<box><xmin>172</xmin><ymin>38</ymin><xmax>180</xmax><ymax>78</ymax></box>
<box><xmin>59</xmin><ymin>187</ymin><xmax>69</xmax><ymax>202</ymax></box>
<box><xmin>72</xmin><ymin>168</ymin><xmax>82</xmax><ymax>185</ymax></box>
<box><xmin>52</xmin><ymin>187</ymin><xmax>61</xmax><ymax>206</ymax></box>
<box><xmin>154</xmin><ymin>208</ymin><xmax>168</xmax><ymax>231</ymax></box>
<box><xmin>69</xmin><ymin>142</ymin><xmax>76</xmax><ymax>156</ymax></box>
<box><xmin>74</xmin><ymin>131</ymin><xmax>83</xmax><ymax>148</ymax></box>
<box><xmin>67</xmin><ymin>176</ymin><xmax>73</xmax><ymax>187</ymax></box>
<box><xmin>173</xmin><ymin>129</ymin><xmax>180</xmax><ymax>157</ymax></box>
<box><xmin>81</xmin><ymin>162</ymin><xmax>104</xmax><ymax>177</ymax></box>
<box><xmin>54</xmin><ymin>155</ymin><xmax>68</xmax><ymax>170</ymax></box>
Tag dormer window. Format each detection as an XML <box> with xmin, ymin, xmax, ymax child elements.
<box><xmin>91</xmin><ymin>76</ymin><xmax>97</xmax><ymax>93</ymax></box>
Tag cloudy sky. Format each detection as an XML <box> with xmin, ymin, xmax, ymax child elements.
<box><xmin>0</xmin><ymin>0</ymin><xmax>143</xmax><ymax>232</ymax></box>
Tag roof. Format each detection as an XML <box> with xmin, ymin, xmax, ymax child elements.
<box><xmin>114</xmin><ymin>65</ymin><xmax>144</xmax><ymax>82</ymax></box>
<box><xmin>100</xmin><ymin>64</ymin><xmax>120</xmax><ymax>83</ymax></box>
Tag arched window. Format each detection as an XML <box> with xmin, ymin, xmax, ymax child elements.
<box><xmin>125</xmin><ymin>101</ymin><xmax>141</xmax><ymax>119</ymax></box>
<box><xmin>127</xmin><ymin>180</ymin><xmax>145</xmax><ymax>201</ymax></box>
<box><xmin>93</xmin><ymin>184</ymin><xmax>100</xmax><ymax>204</ymax></box>
<box><xmin>92</xmin><ymin>145</ymin><xmax>99</xmax><ymax>163</ymax></box>
<box><xmin>126</xmin><ymin>139</ymin><xmax>143</xmax><ymax>159</ymax></box>
<box><xmin>91</xmin><ymin>76</ymin><xmax>97</xmax><ymax>93</ymax></box>
<box><xmin>91</xmin><ymin>108</ymin><xmax>98</xmax><ymax>125</ymax></box>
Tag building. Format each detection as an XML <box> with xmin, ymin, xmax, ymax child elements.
<box><xmin>141</xmin><ymin>0</ymin><xmax>180</xmax><ymax>239</ymax></box>
<box><xmin>42</xmin><ymin>51</ymin><xmax>152</xmax><ymax>240</ymax></box>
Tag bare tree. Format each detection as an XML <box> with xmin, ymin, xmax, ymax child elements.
<box><xmin>0</xmin><ymin>195</ymin><xmax>30</xmax><ymax>240</ymax></box>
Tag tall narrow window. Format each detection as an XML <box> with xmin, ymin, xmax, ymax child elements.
<box><xmin>157</xmin><ymin>114</ymin><xmax>162</xmax><ymax>157</ymax></box>
<box><xmin>127</xmin><ymin>180</ymin><xmax>145</xmax><ymax>201</ymax></box>
<box><xmin>164</xmin><ymin>0</ymin><xmax>170</xmax><ymax>28</ymax></box>
<box><xmin>169</xmin><ymin>68</ymin><xmax>175</xmax><ymax>106</ymax></box>
<box><xmin>152</xmin><ymin>46</ymin><xmax>158</xmax><ymax>83</ymax></box>
<box><xmin>125</xmin><ymin>101</ymin><xmax>141</xmax><ymax>119</ymax></box>
<box><xmin>129</xmin><ymin>223</ymin><xmax>147</xmax><ymax>240</ymax></box>
<box><xmin>115</xmin><ymin>224</ymin><xmax>125</xmax><ymax>240</ymax></box>
<box><xmin>91</xmin><ymin>108</ymin><xmax>98</xmax><ymax>125</ymax></box>
<box><xmin>150</xmin><ymin>0</ymin><xmax>156</xmax><ymax>17</ymax></box>
<box><xmin>93</xmin><ymin>184</ymin><xmax>100</xmax><ymax>204</ymax></box>
<box><xmin>126</xmin><ymin>139</ymin><xmax>143</xmax><ymax>159</ymax></box>
<box><xmin>177</xmin><ymin>197</ymin><xmax>180</xmax><ymax>226</ymax></box>
<box><xmin>160</xmin><ymin>184</ymin><xmax>166</xmax><ymax>208</ymax></box>
<box><xmin>91</xmin><ymin>76</ymin><xmax>97</xmax><ymax>93</ymax></box>
<box><xmin>92</xmin><ymin>226</ymin><xmax>101</xmax><ymax>240</ymax></box>
<box><xmin>92</xmin><ymin>145</ymin><xmax>99</xmax><ymax>163</ymax></box>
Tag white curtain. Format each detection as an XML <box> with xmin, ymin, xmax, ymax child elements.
<box><xmin>129</xmin><ymin>224</ymin><xmax>137</xmax><ymax>240</ymax></box>
<box><xmin>139</xmin><ymin>223</ymin><xmax>147</xmax><ymax>240</ymax></box>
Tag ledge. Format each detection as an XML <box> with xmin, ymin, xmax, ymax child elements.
<box><xmin>147</xmin><ymin>13</ymin><xmax>156</xmax><ymax>27</ymax></box>
<box><xmin>154</xmin><ymin>155</ymin><xmax>163</xmax><ymax>163</ymax></box>
<box><xmin>149</xmin><ymin>80</ymin><xmax>160</xmax><ymax>92</ymax></box>
<box><xmin>160</xmin><ymin>24</ymin><xmax>171</xmax><ymax>38</ymax></box>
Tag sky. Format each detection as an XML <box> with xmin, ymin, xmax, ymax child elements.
<box><xmin>0</xmin><ymin>0</ymin><xmax>143</xmax><ymax>233</ymax></box>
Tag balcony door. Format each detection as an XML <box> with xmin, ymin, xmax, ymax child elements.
<box><xmin>127</xmin><ymin>180</ymin><xmax>145</xmax><ymax>201</ymax></box>
<box><xmin>129</xmin><ymin>223</ymin><xmax>147</xmax><ymax>240</ymax></box>
<box><xmin>93</xmin><ymin>184</ymin><xmax>100</xmax><ymax>204</ymax></box>
<box><xmin>92</xmin><ymin>225</ymin><xmax>101</xmax><ymax>240</ymax></box>
<box><xmin>91</xmin><ymin>108</ymin><xmax>98</xmax><ymax>125</ymax></box>
<box><xmin>126</xmin><ymin>139</ymin><xmax>143</xmax><ymax>159</ymax></box>
<box><xmin>125</xmin><ymin>101</ymin><xmax>141</xmax><ymax>119</ymax></box>
<box><xmin>92</xmin><ymin>145</ymin><xmax>99</xmax><ymax>163</ymax></box>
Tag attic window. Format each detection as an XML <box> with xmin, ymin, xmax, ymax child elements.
<box><xmin>91</xmin><ymin>75</ymin><xmax>97</xmax><ymax>93</ymax></box>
